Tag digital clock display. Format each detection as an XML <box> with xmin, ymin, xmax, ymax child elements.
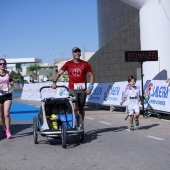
<box><xmin>125</xmin><ymin>51</ymin><xmax>158</xmax><ymax>62</ymax></box>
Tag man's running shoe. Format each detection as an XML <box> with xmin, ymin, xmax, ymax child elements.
<box><xmin>130</xmin><ymin>126</ymin><xmax>134</xmax><ymax>131</ymax></box>
<box><xmin>2</xmin><ymin>129</ymin><xmax>6</xmax><ymax>137</ymax></box>
<box><xmin>6</xmin><ymin>130</ymin><xmax>12</xmax><ymax>139</ymax></box>
<box><xmin>135</xmin><ymin>119</ymin><xmax>139</xmax><ymax>126</ymax></box>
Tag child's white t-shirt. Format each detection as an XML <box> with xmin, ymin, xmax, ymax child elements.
<box><xmin>125</xmin><ymin>86</ymin><xmax>140</xmax><ymax>109</ymax></box>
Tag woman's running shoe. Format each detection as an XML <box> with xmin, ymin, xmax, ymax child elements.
<box><xmin>2</xmin><ymin>129</ymin><xmax>6</xmax><ymax>137</ymax></box>
<box><xmin>6</xmin><ymin>130</ymin><xmax>12</xmax><ymax>139</ymax></box>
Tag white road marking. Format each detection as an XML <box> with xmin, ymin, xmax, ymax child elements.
<box><xmin>146</xmin><ymin>135</ymin><xmax>164</xmax><ymax>141</ymax></box>
<box><xmin>28</xmin><ymin>104</ymin><xmax>40</xmax><ymax>108</ymax></box>
<box><xmin>161</xmin><ymin>119</ymin><xmax>170</xmax><ymax>122</ymax></box>
<box><xmin>99</xmin><ymin>121</ymin><xmax>112</xmax><ymax>126</ymax></box>
<box><xmin>85</xmin><ymin>117</ymin><xmax>94</xmax><ymax>120</ymax></box>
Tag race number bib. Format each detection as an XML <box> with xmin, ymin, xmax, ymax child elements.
<box><xmin>0</xmin><ymin>85</ymin><xmax>9</xmax><ymax>94</ymax></box>
<box><xmin>74</xmin><ymin>83</ymin><xmax>85</xmax><ymax>90</ymax></box>
<box><xmin>2</xmin><ymin>86</ymin><xmax>9</xmax><ymax>92</ymax></box>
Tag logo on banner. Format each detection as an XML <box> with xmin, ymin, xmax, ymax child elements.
<box><xmin>144</xmin><ymin>83</ymin><xmax>153</xmax><ymax>104</ymax></box>
<box><xmin>59</xmin><ymin>88</ymin><xmax>68</xmax><ymax>96</ymax></box>
<box><xmin>103</xmin><ymin>85</ymin><xmax>112</xmax><ymax>101</ymax></box>
<box><xmin>88</xmin><ymin>86</ymin><xmax>102</xmax><ymax>101</ymax></box>
<box><xmin>145</xmin><ymin>82</ymin><xmax>168</xmax><ymax>106</ymax></box>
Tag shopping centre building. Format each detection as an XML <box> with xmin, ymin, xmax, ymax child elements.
<box><xmin>89</xmin><ymin>0</ymin><xmax>170</xmax><ymax>83</ymax></box>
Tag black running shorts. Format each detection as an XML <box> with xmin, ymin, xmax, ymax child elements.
<box><xmin>0</xmin><ymin>93</ymin><xmax>12</xmax><ymax>104</ymax></box>
<box><xmin>69</xmin><ymin>90</ymin><xmax>87</xmax><ymax>107</ymax></box>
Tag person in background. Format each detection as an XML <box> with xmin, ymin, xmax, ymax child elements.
<box><xmin>165</xmin><ymin>78</ymin><xmax>170</xmax><ymax>87</ymax></box>
<box><xmin>51</xmin><ymin>47</ymin><xmax>94</xmax><ymax>121</ymax></box>
<box><xmin>120</xmin><ymin>75</ymin><xmax>142</xmax><ymax>131</ymax></box>
<box><xmin>165</xmin><ymin>78</ymin><xmax>170</xmax><ymax>83</ymax></box>
<box><xmin>0</xmin><ymin>58</ymin><xmax>14</xmax><ymax>138</ymax></box>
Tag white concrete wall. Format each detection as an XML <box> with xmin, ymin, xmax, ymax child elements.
<box><xmin>140</xmin><ymin>0</ymin><xmax>170</xmax><ymax>81</ymax></box>
<box><xmin>121</xmin><ymin>0</ymin><xmax>170</xmax><ymax>81</ymax></box>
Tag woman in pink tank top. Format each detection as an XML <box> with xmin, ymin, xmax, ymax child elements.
<box><xmin>0</xmin><ymin>58</ymin><xmax>14</xmax><ymax>139</ymax></box>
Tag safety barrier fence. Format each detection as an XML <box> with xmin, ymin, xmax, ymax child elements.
<box><xmin>21</xmin><ymin>80</ymin><xmax>170</xmax><ymax>114</ymax></box>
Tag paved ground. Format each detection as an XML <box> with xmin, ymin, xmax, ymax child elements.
<box><xmin>0</xmin><ymin>97</ymin><xmax>170</xmax><ymax>170</ymax></box>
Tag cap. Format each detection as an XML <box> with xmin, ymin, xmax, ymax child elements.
<box><xmin>72</xmin><ymin>47</ymin><xmax>81</xmax><ymax>52</ymax></box>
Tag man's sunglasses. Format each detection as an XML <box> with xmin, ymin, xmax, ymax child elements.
<box><xmin>0</xmin><ymin>63</ymin><xmax>6</xmax><ymax>66</ymax></box>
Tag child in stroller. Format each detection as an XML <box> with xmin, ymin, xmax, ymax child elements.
<box><xmin>38</xmin><ymin>102</ymin><xmax>70</xmax><ymax>130</ymax></box>
<box><xmin>38</xmin><ymin>107</ymin><xmax>59</xmax><ymax>130</ymax></box>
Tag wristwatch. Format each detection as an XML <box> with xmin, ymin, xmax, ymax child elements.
<box><xmin>53</xmin><ymin>81</ymin><xmax>56</xmax><ymax>83</ymax></box>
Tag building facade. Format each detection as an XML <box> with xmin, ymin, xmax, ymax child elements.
<box><xmin>89</xmin><ymin>0</ymin><xmax>170</xmax><ymax>83</ymax></box>
<box><xmin>88</xmin><ymin>0</ymin><xmax>141</xmax><ymax>83</ymax></box>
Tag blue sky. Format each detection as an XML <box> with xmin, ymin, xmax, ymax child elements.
<box><xmin>0</xmin><ymin>0</ymin><xmax>98</xmax><ymax>64</ymax></box>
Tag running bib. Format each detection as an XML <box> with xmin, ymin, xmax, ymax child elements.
<box><xmin>1</xmin><ymin>86</ymin><xmax>9</xmax><ymax>92</ymax></box>
<box><xmin>74</xmin><ymin>83</ymin><xmax>85</xmax><ymax>90</ymax></box>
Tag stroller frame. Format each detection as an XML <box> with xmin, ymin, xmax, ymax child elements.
<box><xmin>33</xmin><ymin>86</ymin><xmax>84</xmax><ymax>148</ymax></box>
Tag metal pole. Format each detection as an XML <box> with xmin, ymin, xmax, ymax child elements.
<box><xmin>141</xmin><ymin>62</ymin><xmax>145</xmax><ymax>115</ymax></box>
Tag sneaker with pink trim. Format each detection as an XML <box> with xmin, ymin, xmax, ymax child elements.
<box><xmin>2</xmin><ymin>129</ymin><xmax>6</xmax><ymax>137</ymax></box>
<box><xmin>6</xmin><ymin>130</ymin><xmax>12</xmax><ymax>139</ymax></box>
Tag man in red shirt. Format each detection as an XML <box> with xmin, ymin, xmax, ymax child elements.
<box><xmin>51</xmin><ymin>47</ymin><xmax>94</xmax><ymax>120</ymax></box>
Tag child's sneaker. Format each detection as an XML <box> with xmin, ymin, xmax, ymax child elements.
<box><xmin>130</xmin><ymin>126</ymin><xmax>134</xmax><ymax>131</ymax></box>
<box><xmin>135</xmin><ymin>119</ymin><xmax>139</xmax><ymax>126</ymax></box>
<box><xmin>6</xmin><ymin>130</ymin><xmax>12</xmax><ymax>139</ymax></box>
<box><xmin>2</xmin><ymin>129</ymin><xmax>6</xmax><ymax>137</ymax></box>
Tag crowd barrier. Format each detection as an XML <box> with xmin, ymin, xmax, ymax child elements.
<box><xmin>21</xmin><ymin>80</ymin><xmax>170</xmax><ymax>114</ymax></box>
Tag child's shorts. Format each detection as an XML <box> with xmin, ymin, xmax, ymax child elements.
<box><xmin>128</xmin><ymin>107</ymin><xmax>140</xmax><ymax>115</ymax></box>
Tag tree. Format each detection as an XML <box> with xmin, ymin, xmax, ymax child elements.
<box><xmin>11</xmin><ymin>71</ymin><xmax>24</xmax><ymax>84</ymax></box>
<box><xmin>28</xmin><ymin>64</ymin><xmax>41</xmax><ymax>82</ymax></box>
<box><xmin>46</xmin><ymin>71</ymin><xmax>53</xmax><ymax>81</ymax></box>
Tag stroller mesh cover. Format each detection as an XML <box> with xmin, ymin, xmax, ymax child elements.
<box><xmin>44</xmin><ymin>98</ymin><xmax>73</xmax><ymax>130</ymax></box>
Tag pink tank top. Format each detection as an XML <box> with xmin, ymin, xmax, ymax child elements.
<box><xmin>0</xmin><ymin>71</ymin><xmax>12</xmax><ymax>96</ymax></box>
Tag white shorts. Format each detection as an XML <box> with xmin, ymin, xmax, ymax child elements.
<box><xmin>128</xmin><ymin>107</ymin><xmax>140</xmax><ymax>115</ymax></box>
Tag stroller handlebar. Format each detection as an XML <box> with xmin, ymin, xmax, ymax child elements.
<box><xmin>39</xmin><ymin>85</ymin><xmax>69</xmax><ymax>93</ymax></box>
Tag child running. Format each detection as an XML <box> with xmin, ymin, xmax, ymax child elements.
<box><xmin>120</xmin><ymin>75</ymin><xmax>142</xmax><ymax>131</ymax></box>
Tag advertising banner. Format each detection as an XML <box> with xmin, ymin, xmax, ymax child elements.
<box><xmin>86</xmin><ymin>81</ymin><xmax>141</xmax><ymax>106</ymax></box>
<box><xmin>21</xmin><ymin>80</ymin><xmax>170</xmax><ymax>113</ymax></box>
<box><xmin>86</xmin><ymin>83</ymin><xmax>113</xmax><ymax>104</ymax></box>
<box><xmin>21</xmin><ymin>82</ymin><xmax>69</xmax><ymax>101</ymax></box>
<box><xmin>143</xmin><ymin>80</ymin><xmax>169</xmax><ymax>112</ymax></box>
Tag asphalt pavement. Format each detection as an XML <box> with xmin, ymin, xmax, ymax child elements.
<box><xmin>0</xmin><ymin>97</ymin><xmax>170</xmax><ymax>170</ymax></box>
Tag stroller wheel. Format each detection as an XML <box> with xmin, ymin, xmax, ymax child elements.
<box><xmin>33</xmin><ymin>116</ymin><xmax>38</xmax><ymax>144</ymax></box>
<box><xmin>61</xmin><ymin>124</ymin><xmax>66</xmax><ymax>148</ymax></box>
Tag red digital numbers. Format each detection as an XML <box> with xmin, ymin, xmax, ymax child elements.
<box><xmin>125</xmin><ymin>51</ymin><xmax>158</xmax><ymax>62</ymax></box>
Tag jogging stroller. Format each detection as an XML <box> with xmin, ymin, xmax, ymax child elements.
<box><xmin>33</xmin><ymin>86</ymin><xmax>84</xmax><ymax>148</ymax></box>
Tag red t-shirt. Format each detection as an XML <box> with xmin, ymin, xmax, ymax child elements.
<box><xmin>60</xmin><ymin>60</ymin><xmax>92</xmax><ymax>89</ymax></box>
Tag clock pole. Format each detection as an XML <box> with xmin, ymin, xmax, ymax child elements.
<box><xmin>140</xmin><ymin>61</ymin><xmax>145</xmax><ymax>115</ymax></box>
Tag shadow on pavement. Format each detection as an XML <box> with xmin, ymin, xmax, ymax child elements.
<box><xmin>11</xmin><ymin>124</ymin><xmax>33</xmax><ymax>138</ymax></box>
<box><xmin>0</xmin><ymin>123</ymin><xmax>33</xmax><ymax>139</ymax></box>
<box><xmin>83</xmin><ymin>126</ymin><xmax>128</xmax><ymax>144</ymax></box>
<box><xmin>137</xmin><ymin>123</ymin><xmax>160</xmax><ymax>130</ymax></box>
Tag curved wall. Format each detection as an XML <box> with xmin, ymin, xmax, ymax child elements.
<box><xmin>122</xmin><ymin>0</ymin><xmax>170</xmax><ymax>81</ymax></box>
<box><xmin>141</xmin><ymin>0</ymin><xmax>170</xmax><ymax>81</ymax></box>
